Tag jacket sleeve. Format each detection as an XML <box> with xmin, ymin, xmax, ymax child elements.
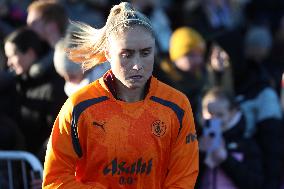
<box><xmin>220</xmin><ymin>138</ymin><xmax>264</xmax><ymax>189</ymax></box>
<box><xmin>163</xmin><ymin>98</ymin><xmax>199</xmax><ymax>189</ymax></box>
<box><xmin>42</xmin><ymin>99</ymin><xmax>105</xmax><ymax>189</ymax></box>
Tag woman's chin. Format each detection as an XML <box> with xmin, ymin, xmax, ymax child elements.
<box><xmin>125</xmin><ymin>81</ymin><xmax>145</xmax><ymax>90</ymax></box>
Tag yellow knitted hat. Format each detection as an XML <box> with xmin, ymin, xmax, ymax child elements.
<box><xmin>169</xmin><ymin>27</ymin><xmax>205</xmax><ymax>62</ymax></box>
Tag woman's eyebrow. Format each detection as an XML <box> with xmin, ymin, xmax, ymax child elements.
<box><xmin>140</xmin><ymin>47</ymin><xmax>152</xmax><ymax>51</ymax></box>
<box><xmin>121</xmin><ymin>49</ymin><xmax>135</xmax><ymax>53</ymax></box>
<box><xmin>120</xmin><ymin>47</ymin><xmax>152</xmax><ymax>52</ymax></box>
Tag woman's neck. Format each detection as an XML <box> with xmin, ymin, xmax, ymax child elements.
<box><xmin>115</xmin><ymin>79</ymin><xmax>146</xmax><ymax>102</ymax></box>
<box><xmin>103</xmin><ymin>71</ymin><xmax>150</xmax><ymax>102</ymax></box>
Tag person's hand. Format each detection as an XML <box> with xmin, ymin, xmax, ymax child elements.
<box><xmin>204</xmin><ymin>137</ymin><xmax>228</xmax><ymax>168</ymax></box>
<box><xmin>199</xmin><ymin>135</ymin><xmax>215</xmax><ymax>152</ymax></box>
<box><xmin>211</xmin><ymin>138</ymin><xmax>227</xmax><ymax>165</ymax></box>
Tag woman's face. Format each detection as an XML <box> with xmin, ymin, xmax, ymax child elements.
<box><xmin>4</xmin><ymin>42</ymin><xmax>35</xmax><ymax>75</ymax></box>
<box><xmin>107</xmin><ymin>25</ymin><xmax>155</xmax><ymax>89</ymax></box>
<box><xmin>210</xmin><ymin>45</ymin><xmax>229</xmax><ymax>72</ymax></box>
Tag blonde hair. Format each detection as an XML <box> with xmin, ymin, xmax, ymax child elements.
<box><xmin>67</xmin><ymin>2</ymin><xmax>153</xmax><ymax>71</ymax></box>
<box><xmin>54</xmin><ymin>39</ymin><xmax>82</xmax><ymax>77</ymax></box>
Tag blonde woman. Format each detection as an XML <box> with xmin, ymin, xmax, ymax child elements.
<box><xmin>43</xmin><ymin>2</ymin><xmax>198</xmax><ymax>188</ymax></box>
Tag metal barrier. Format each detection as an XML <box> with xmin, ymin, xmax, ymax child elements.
<box><xmin>0</xmin><ymin>151</ymin><xmax>43</xmax><ymax>189</ymax></box>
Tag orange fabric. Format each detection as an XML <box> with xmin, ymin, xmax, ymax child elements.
<box><xmin>43</xmin><ymin>74</ymin><xmax>199</xmax><ymax>189</ymax></box>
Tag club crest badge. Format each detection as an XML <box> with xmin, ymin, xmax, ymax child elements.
<box><xmin>151</xmin><ymin>120</ymin><xmax>166</xmax><ymax>137</ymax></box>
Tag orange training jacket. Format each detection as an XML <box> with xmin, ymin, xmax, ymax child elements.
<box><xmin>43</xmin><ymin>75</ymin><xmax>199</xmax><ymax>189</ymax></box>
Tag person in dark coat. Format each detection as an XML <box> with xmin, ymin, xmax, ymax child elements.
<box><xmin>159</xmin><ymin>27</ymin><xmax>208</xmax><ymax>122</ymax></box>
<box><xmin>237</xmin><ymin>26</ymin><xmax>283</xmax><ymax>189</ymax></box>
<box><xmin>4</xmin><ymin>27</ymin><xmax>67</xmax><ymax>155</ymax></box>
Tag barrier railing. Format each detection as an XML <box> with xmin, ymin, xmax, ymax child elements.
<box><xmin>0</xmin><ymin>151</ymin><xmax>43</xmax><ymax>189</ymax></box>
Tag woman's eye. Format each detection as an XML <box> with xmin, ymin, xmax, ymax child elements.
<box><xmin>121</xmin><ymin>52</ymin><xmax>131</xmax><ymax>58</ymax></box>
<box><xmin>141</xmin><ymin>50</ymin><xmax>150</xmax><ymax>57</ymax></box>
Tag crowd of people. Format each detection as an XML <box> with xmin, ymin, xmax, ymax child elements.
<box><xmin>0</xmin><ymin>0</ymin><xmax>284</xmax><ymax>188</ymax></box>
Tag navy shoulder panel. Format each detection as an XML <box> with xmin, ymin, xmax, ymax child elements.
<box><xmin>71</xmin><ymin>96</ymin><xmax>109</xmax><ymax>158</ymax></box>
<box><xmin>150</xmin><ymin>96</ymin><xmax>185</xmax><ymax>136</ymax></box>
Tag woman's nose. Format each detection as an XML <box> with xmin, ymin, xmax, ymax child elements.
<box><xmin>132</xmin><ymin>56</ymin><xmax>142</xmax><ymax>70</ymax></box>
<box><xmin>133</xmin><ymin>63</ymin><xmax>142</xmax><ymax>70</ymax></box>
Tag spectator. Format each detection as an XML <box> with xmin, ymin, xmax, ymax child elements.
<box><xmin>27</xmin><ymin>0</ymin><xmax>68</xmax><ymax>48</ymax></box>
<box><xmin>4</xmin><ymin>27</ymin><xmax>66</xmax><ymax>155</ymax></box>
<box><xmin>54</xmin><ymin>38</ymin><xmax>110</xmax><ymax>97</ymax></box>
<box><xmin>26</xmin><ymin>0</ymin><xmax>68</xmax><ymax>78</ymax></box>
<box><xmin>159</xmin><ymin>26</ymin><xmax>208</xmax><ymax>122</ymax></box>
<box><xmin>238</xmin><ymin>25</ymin><xmax>279</xmax><ymax>135</ymax></box>
<box><xmin>197</xmin><ymin>87</ymin><xmax>263</xmax><ymax>189</ymax></box>
<box><xmin>207</xmin><ymin>43</ymin><xmax>234</xmax><ymax>96</ymax></box>
<box><xmin>0</xmin><ymin>26</ymin><xmax>25</xmax><ymax>152</ymax></box>
<box><xmin>237</xmin><ymin>25</ymin><xmax>283</xmax><ymax>189</ymax></box>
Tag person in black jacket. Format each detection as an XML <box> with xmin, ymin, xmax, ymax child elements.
<box><xmin>4</xmin><ymin>27</ymin><xmax>67</xmax><ymax>155</ymax></box>
<box><xmin>197</xmin><ymin>87</ymin><xmax>264</xmax><ymax>189</ymax></box>
<box><xmin>237</xmin><ymin>26</ymin><xmax>283</xmax><ymax>189</ymax></box>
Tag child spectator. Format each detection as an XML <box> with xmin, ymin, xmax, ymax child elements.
<box><xmin>197</xmin><ymin>87</ymin><xmax>263</xmax><ymax>189</ymax></box>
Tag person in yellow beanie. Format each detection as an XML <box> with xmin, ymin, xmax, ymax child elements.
<box><xmin>158</xmin><ymin>27</ymin><xmax>209</xmax><ymax>126</ymax></box>
<box><xmin>169</xmin><ymin>27</ymin><xmax>206</xmax><ymax>72</ymax></box>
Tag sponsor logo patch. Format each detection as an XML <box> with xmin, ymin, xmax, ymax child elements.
<box><xmin>103</xmin><ymin>158</ymin><xmax>153</xmax><ymax>176</ymax></box>
<box><xmin>151</xmin><ymin>120</ymin><xmax>166</xmax><ymax>137</ymax></box>
<box><xmin>103</xmin><ymin>158</ymin><xmax>153</xmax><ymax>185</ymax></box>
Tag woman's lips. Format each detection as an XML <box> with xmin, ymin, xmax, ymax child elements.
<box><xmin>129</xmin><ymin>75</ymin><xmax>143</xmax><ymax>80</ymax></box>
